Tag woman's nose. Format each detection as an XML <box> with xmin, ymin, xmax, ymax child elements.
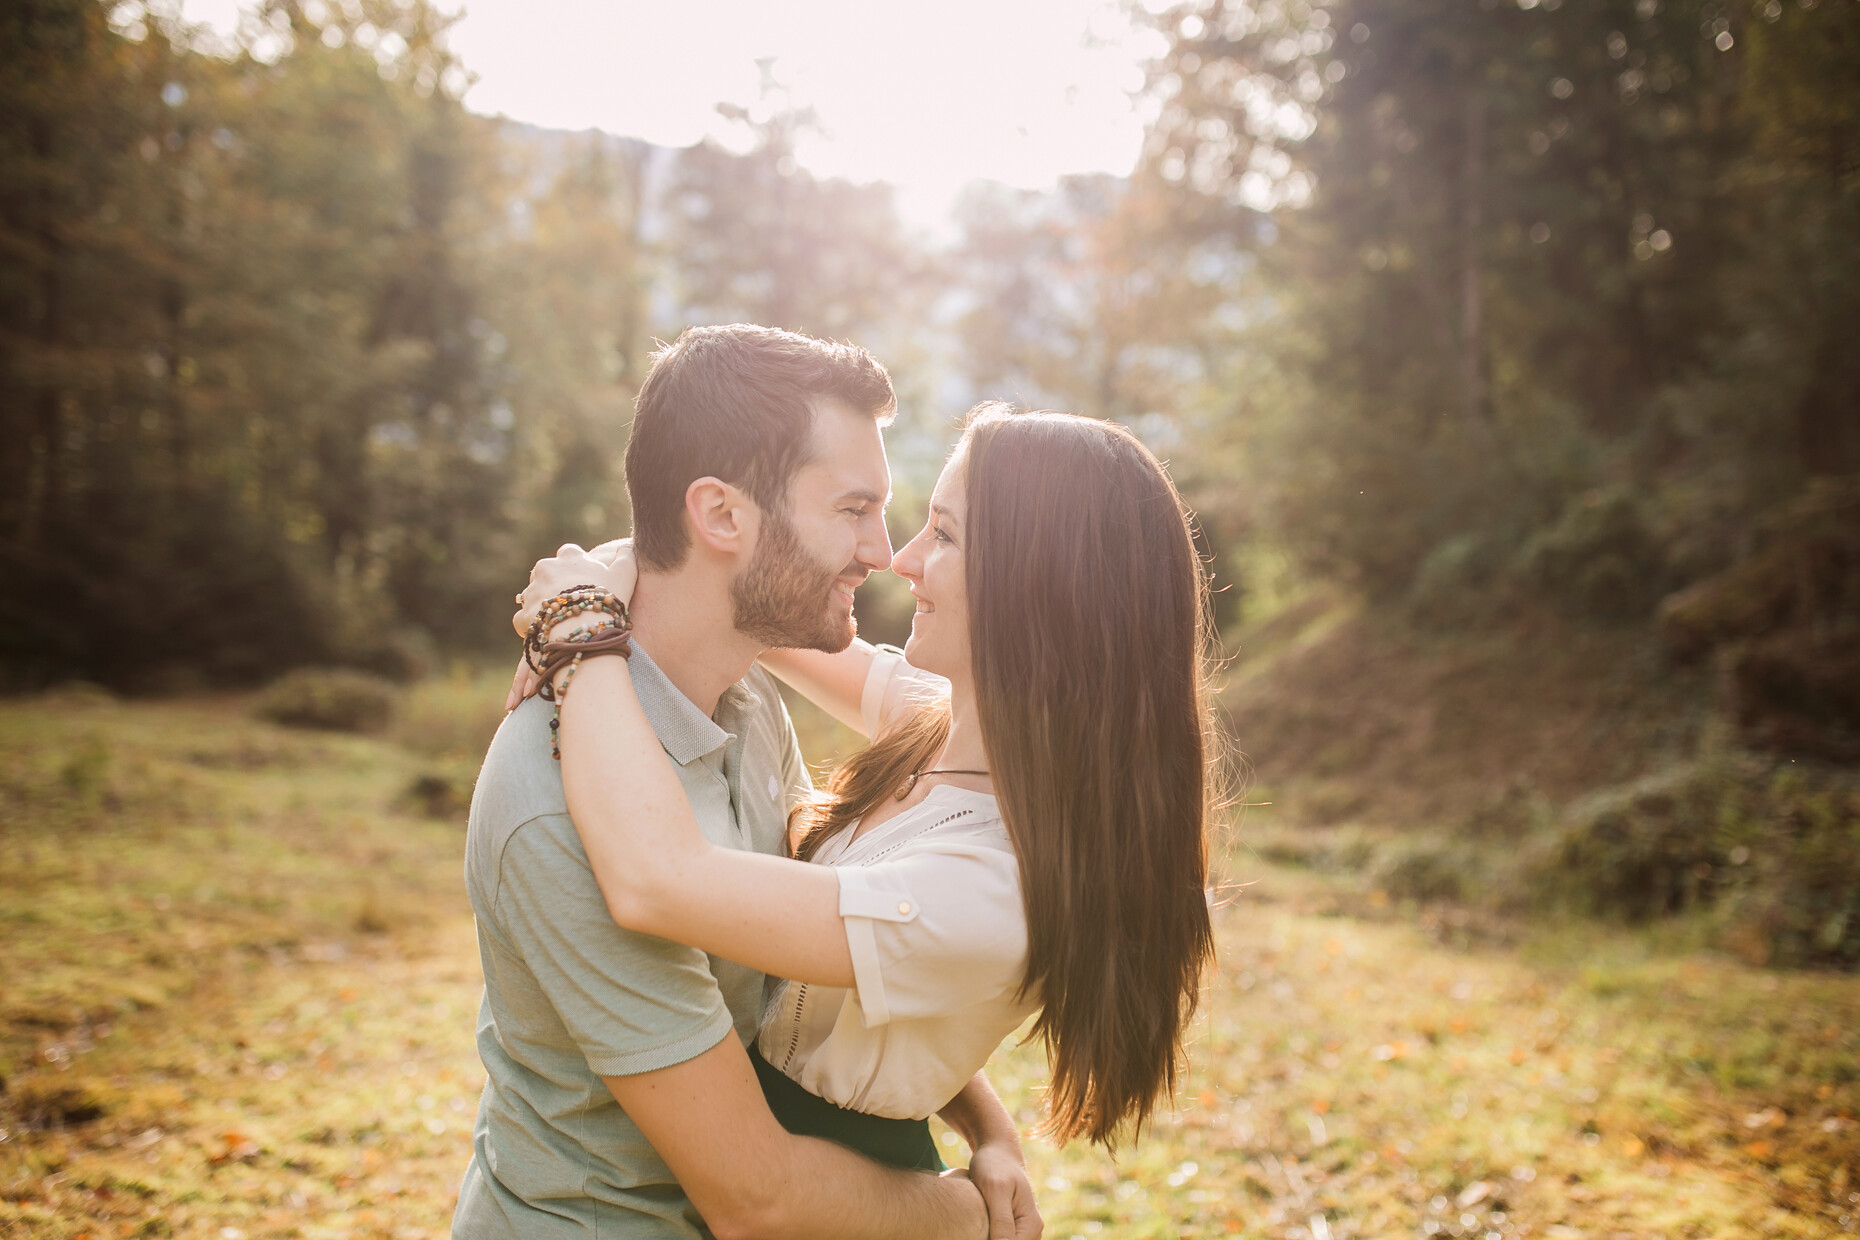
<box><xmin>891</xmin><ymin>533</ymin><xmax>924</xmax><ymax>581</ymax></box>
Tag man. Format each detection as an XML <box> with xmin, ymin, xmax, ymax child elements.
<box><xmin>453</xmin><ymin>325</ymin><xmax>1023</xmax><ymax>1239</ymax></box>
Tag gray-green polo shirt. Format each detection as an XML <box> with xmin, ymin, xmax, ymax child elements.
<box><xmin>452</xmin><ymin>645</ymin><xmax>810</xmax><ymax>1238</ymax></box>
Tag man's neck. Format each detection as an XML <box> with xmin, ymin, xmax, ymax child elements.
<box><xmin>626</xmin><ymin>567</ymin><xmax>762</xmax><ymax>719</ymax></box>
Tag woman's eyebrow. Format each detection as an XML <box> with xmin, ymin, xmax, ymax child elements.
<box><xmin>931</xmin><ymin>503</ymin><xmax>960</xmax><ymax>525</ymax></box>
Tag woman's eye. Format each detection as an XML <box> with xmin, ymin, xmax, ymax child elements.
<box><xmin>934</xmin><ymin>527</ymin><xmax>953</xmax><ymax>544</ymax></box>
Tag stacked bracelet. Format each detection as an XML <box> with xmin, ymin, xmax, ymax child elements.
<box><xmin>525</xmin><ymin>587</ymin><xmax>634</xmax><ymax>760</ymax></box>
<box><xmin>524</xmin><ymin>585</ymin><xmax>628</xmax><ymax>674</ymax></box>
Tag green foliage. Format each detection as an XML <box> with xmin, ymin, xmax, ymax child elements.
<box><xmin>1514</xmin><ymin>487</ymin><xmax>1667</xmax><ymax>621</ymax></box>
<box><xmin>1372</xmin><ymin>834</ymin><xmax>1476</xmax><ymax>904</ymax></box>
<box><xmin>1527</xmin><ymin>760</ymin><xmax>1860</xmax><ymax>968</ymax></box>
<box><xmin>255</xmin><ymin>667</ymin><xmax>396</xmax><ymax>733</ymax></box>
<box><xmin>1404</xmin><ymin>531</ymin><xmax>1512</xmax><ymax>627</ymax></box>
<box><xmin>0</xmin><ymin>4</ymin><xmax>929</xmax><ymax>690</ymax></box>
<box><xmin>1141</xmin><ymin>0</ymin><xmax>1860</xmax><ymax>622</ymax></box>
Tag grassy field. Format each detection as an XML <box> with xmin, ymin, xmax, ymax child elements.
<box><xmin>2</xmin><ymin>675</ymin><xmax>1856</xmax><ymax>1239</ymax></box>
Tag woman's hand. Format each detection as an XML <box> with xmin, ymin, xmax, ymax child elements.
<box><xmin>512</xmin><ymin>538</ymin><xmax>637</xmax><ymax>637</ymax></box>
<box><xmin>947</xmin><ymin>1142</ymin><xmax>1042</xmax><ymax>1240</ymax></box>
<box><xmin>505</xmin><ymin>539</ymin><xmax>636</xmax><ymax>711</ymax></box>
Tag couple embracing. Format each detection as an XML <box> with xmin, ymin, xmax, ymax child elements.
<box><xmin>452</xmin><ymin>324</ymin><xmax>1218</xmax><ymax>1239</ymax></box>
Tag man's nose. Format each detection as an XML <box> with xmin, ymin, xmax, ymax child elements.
<box><xmin>858</xmin><ymin>512</ymin><xmax>894</xmax><ymax>572</ymax></box>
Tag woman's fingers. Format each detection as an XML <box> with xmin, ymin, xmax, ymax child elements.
<box><xmin>609</xmin><ymin>544</ymin><xmax>638</xmax><ymax>606</ymax></box>
<box><xmin>515</xmin><ymin>547</ymin><xmax>615</xmax><ymax>633</ymax></box>
<box><xmin>504</xmin><ymin>654</ymin><xmax>544</xmax><ymax>712</ymax></box>
<box><xmin>1014</xmin><ymin>1175</ymin><xmax>1044</xmax><ymax>1240</ymax></box>
<box><xmin>978</xmin><ymin>1174</ymin><xmax>1016</xmax><ymax>1240</ymax></box>
<box><xmin>961</xmin><ymin>1149</ymin><xmax>1031</xmax><ymax>1240</ymax></box>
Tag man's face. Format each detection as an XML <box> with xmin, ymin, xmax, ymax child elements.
<box><xmin>730</xmin><ymin>398</ymin><xmax>893</xmax><ymax>651</ymax></box>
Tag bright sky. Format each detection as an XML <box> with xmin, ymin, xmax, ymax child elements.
<box><xmin>178</xmin><ymin>0</ymin><xmax>1166</xmax><ymax>231</ymax></box>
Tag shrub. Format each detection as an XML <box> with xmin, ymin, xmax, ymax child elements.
<box><xmin>1523</xmin><ymin>760</ymin><xmax>1860</xmax><ymax>967</ymax></box>
<box><xmin>401</xmin><ymin>771</ymin><xmax>472</xmax><ymax>821</ymax></box>
<box><xmin>1405</xmin><ymin>532</ymin><xmax>1512</xmax><ymax>629</ymax></box>
<box><xmin>1535</xmin><ymin>765</ymin><xmax>1726</xmax><ymax>920</ymax></box>
<box><xmin>1373</xmin><ymin>836</ymin><xmax>1477</xmax><ymax>903</ymax></box>
<box><xmin>256</xmin><ymin>668</ymin><xmax>396</xmax><ymax>733</ymax></box>
<box><xmin>1516</xmin><ymin>488</ymin><xmax>1667</xmax><ymax>621</ymax></box>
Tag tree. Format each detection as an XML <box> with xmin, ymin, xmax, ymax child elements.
<box><xmin>666</xmin><ymin>105</ymin><xmax>927</xmax><ymax>340</ymax></box>
<box><xmin>1141</xmin><ymin>0</ymin><xmax>1860</xmax><ymax>614</ymax></box>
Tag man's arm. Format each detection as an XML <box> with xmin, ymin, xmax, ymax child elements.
<box><xmin>607</xmin><ymin>1034</ymin><xmax>986</xmax><ymax>1240</ymax></box>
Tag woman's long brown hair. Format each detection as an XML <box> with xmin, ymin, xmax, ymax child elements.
<box><xmin>792</xmin><ymin>405</ymin><xmax>1217</xmax><ymax>1147</ymax></box>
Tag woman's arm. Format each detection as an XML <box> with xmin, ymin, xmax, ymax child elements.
<box><xmin>512</xmin><ymin>543</ymin><xmax>856</xmax><ymax>987</ymax></box>
<box><xmin>939</xmin><ymin>1073</ymin><xmax>1041</xmax><ymax>1240</ymax></box>
<box><xmin>557</xmin><ymin>654</ymin><xmax>858</xmax><ymax>988</ymax></box>
<box><xmin>757</xmin><ymin>643</ymin><xmax>882</xmax><ymax>736</ymax></box>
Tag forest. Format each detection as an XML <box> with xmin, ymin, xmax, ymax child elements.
<box><xmin>5</xmin><ymin>0</ymin><xmax>1856</xmax><ymax>690</ymax></box>
<box><xmin>3</xmin><ymin>0</ymin><xmax>1859</xmax><ymax>1235</ymax></box>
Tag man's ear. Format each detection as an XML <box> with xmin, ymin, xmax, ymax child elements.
<box><xmin>685</xmin><ymin>476</ymin><xmax>759</xmax><ymax>557</ymax></box>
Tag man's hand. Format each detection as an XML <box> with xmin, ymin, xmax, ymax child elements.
<box><xmin>960</xmin><ymin>1141</ymin><xmax>1042</xmax><ymax>1240</ymax></box>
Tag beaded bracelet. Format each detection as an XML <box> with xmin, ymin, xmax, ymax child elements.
<box><xmin>524</xmin><ymin>585</ymin><xmax>628</xmax><ymax>673</ymax></box>
<box><xmin>547</xmin><ymin>654</ymin><xmax>583</xmax><ymax>760</ymax></box>
<box><xmin>537</xmin><ymin>623</ymin><xmax>636</xmax><ymax>761</ymax></box>
<box><xmin>529</xmin><ymin>590</ymin><xmax>625</xmax><ymax>655</ymax></box>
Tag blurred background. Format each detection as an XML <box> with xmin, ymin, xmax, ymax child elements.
<box><xmin>3</xmin><ymin>0</ymin><xmax>1857</xmax><ymax>690</ymax></box>
<box><xmin>3</xmin><ymin>1</ymin><xmax>1858</xmax><ymax>1237</ymax></box>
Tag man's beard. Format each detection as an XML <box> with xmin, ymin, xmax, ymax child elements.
<box><xmin>731</xmin><ymin>507</ymin><xmax>858</xmax><ymax>652</ymax></box>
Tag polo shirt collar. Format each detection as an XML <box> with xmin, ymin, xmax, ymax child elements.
<box><xmin>626</xmin><ymin>641</ymin><xmax>761</xmax><ymax>767</ymax></box>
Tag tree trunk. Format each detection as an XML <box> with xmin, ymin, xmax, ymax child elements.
<box><xmin>1459</xmin><ymin>85</ymin><xmax>1489</xmax><ymax>426</ymax></box>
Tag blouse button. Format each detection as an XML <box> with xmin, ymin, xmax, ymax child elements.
<box><xmin>898</xmin><ymin>901</ymin><xmax>912</xmax><ymax>915</ymax></box>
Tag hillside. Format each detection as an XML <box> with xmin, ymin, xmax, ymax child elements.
<box><xmin>1220</xmin><ymin>592</ymin><xmax>1860</xmax><ymax>970</ymax></box>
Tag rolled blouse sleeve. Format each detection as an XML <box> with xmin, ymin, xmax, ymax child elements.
<box><xmin>859</xmin><ymin>645</ymin><xmax>950</xmax><ymax>738</ymax></box>
<box><xmin>835</xmin><ymin>840</ymin><xmax>1027</xmax><ymax>1028</ymax></box>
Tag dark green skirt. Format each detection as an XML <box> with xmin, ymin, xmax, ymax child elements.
<box><xmin>750</xmin><ymin>1044</ymin><xmax>946</xmax><ymax>1172</ymax></box>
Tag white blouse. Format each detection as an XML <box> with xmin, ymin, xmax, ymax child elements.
<box><xmin>756</xmin><ymin>649</ymin><xmax>1039</xmax><ymax>1120</ymax></box>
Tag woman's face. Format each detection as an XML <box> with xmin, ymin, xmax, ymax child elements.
<box><xmin>891</xmin><ymin>451</ymin><xmax>972</xmax><ymax>686</ymax></box>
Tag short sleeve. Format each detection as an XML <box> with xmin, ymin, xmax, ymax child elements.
<box><xmin>494</xmin><ymin>815</ymin><xmax>736</xmax><ymax>1076</ymax></box>
<box><xmin>859</xmin><ymin>645</ymin><xmax>950</xmax><ymax>738</ymax></box>
<box><xmin>835</xmin><ymin>844</ymin><xmax>1028</xmax><ymax>1028</ymax></box>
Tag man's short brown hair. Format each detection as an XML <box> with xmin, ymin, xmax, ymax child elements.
<box><xmin>625</xmin><ymin>324</ymin><xmax>896</xmax><ymax>571</ymax></box>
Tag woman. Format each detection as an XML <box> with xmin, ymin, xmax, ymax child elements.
<box><xmin>519</xmin><ymin>407</ymin><xmax>1216</xmax><ymax>1188</ymax></box>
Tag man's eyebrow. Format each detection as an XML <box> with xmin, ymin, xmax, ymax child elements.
<box><xmin>839</xmin><ymin>488</ymin><xmax>888</xmax><ymax>506</ymax></box>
